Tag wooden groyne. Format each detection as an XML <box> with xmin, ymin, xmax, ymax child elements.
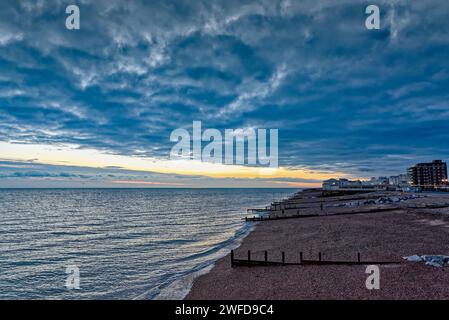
<box><xmin>243</xmin><ymin>188</ymin><xmax>430</xmax><ymax>222</ymax></box>
<box><xmin>230</xmin><ymin>250</ymin><xmax>401</xmax><ymax>268</ymax></box>
<box><xmin>244</xmin><ymin>206</ymin><xmax>401</xmax><ymax>222</ymax></box>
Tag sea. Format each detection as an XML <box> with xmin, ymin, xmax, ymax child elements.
<box><xmin>0</xmin><ymin>188</ymin><xmax>296</xmax><ymax>300</ymax></box>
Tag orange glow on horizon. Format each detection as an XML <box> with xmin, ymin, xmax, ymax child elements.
<box><xmin>112</xmin><ymin>180</ymin><xmax>187</xmax><ymax>186</ymax></box>
<box><xmin>0</xmin><ymin>141</ymin><xmax>349</xmax><ymax>182</ymax></box>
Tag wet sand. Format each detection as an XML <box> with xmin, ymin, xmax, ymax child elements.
<box><xmin>186</xmin><ymin>191</ymin><xmax>449</xmax><ymax>300</ymax></box>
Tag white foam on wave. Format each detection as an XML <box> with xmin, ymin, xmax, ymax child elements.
<box><xmin>153</xmin><ymin>264</ymin><xmax>214</xmax><ymax>300</ymax></box>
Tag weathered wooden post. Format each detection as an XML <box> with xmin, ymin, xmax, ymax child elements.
<box><xmin>358</xmin><ymin>252</ymin><xmax>361</xmax><ymax>263</ymax></box>
<box><xmin>300</xmin><ymin>251</ymin><xmax>303</xmax><ymax>264</ymax></box>
<box><xmin>248</xmin><ymin>250</ymin><xmax>251</xmax><ymax>265</ymax></box>
<box><xmin>265</xmin><ymin>251</ymin><xmax>268</xmax><ymax>265</ymax></box>
<box><xmin>231</xmin><ymin>250</ymin><xmax>235</xmax><ymax>267</ymax></box>
<box><xmin>282</xmin><ymin>252</ymin><xmax>285</xmax><ymax>266</ymax></box>
<box><xmin>319</xmin><ymin>252</ymin><xmax>322</xmax><ymax>262</ymax></box>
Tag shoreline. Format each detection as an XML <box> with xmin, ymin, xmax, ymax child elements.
<box><xmin>160</xmin><ymin>190</ymin><xmax>298</xmax><ymax>300</ymax></box>
<box><xmin>155</xmin><ymin>190</ymin><xmax>298</xmax><ymax>300</ymax></box>
<box><xmin>186</xmin><ymin>189</ymin><xmax>449</xmax><ymax>300</ymax></box>
<box><xmin>137</xmin><ymin>222</ymin><xmax>256</xmax><ymax>300</ymax></box>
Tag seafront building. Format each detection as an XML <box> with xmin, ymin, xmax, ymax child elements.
<box><xmin>322</xmin><ymin>177</ymin><xmax>410</xmax><ymax>191</ymax></box>
<box><xmin>388</xmin><ymin>174</ymin><xmax>410</xmax><ymax>188</ymax></box>
<box><xmin>408</xmin><ymin>160</ymin><xmax>448</xmax><ymax>188</ymax></box>
<box><xmin>322</xmin><ymin>178</ymin><xmax>394</xmax><ymax>191</ymax></box>
<box><xmin>323</xmin><ymin>160</ymin><xmax>448</xmax><ymax>191</ymax></box>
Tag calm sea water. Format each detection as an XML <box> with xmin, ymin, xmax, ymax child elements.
<box><xmin>0</xmin><ymin>188</ymin><xmax>295</xmax><ymax>300</ymax></box>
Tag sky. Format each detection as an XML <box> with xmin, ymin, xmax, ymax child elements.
<box><xmin>1</xmin><ymin>0</ymin><xmax>449</xmax><ymax>188</ymax></box>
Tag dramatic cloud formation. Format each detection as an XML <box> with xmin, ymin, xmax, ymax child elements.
<box><xmin>0</xmin><ymin>0</ymin><xmax>448</xmax><ymax>187</ymax></box>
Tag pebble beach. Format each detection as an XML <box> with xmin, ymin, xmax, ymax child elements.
<box><xmin>186</xmin><ymin>190</ymin><xmax>449</xmax><ymax>300</ymax></box>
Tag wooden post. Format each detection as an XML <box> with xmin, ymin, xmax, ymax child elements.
<box><xmin>300</xmin><ymin>251</ymin><xmax>303</xmax><ymax>264</ymax></box>
<box><xmin>265</xmin><ymin>251</ymin><xmax>268</xmax><ymax>265</ymax></box>
<box><xmin>282</xmin><ymin>252</ymin><xmax>285</xmax><ymax>266</ymax></box>
<box><xmin>231</xmin><ymin>250</ymin><xmax>235</xmax><ymax>267</ymax></box>
<box><xmin>319</xmin><ymin>252</ymin><xmax>322</xmax><ymax>262</ymax></box>
<box><xmin>248</xmin><ymin>250</ymin><xmax>251</xmax><ymax>264</ymax></box>
<box><xmin>358</xmin><ymin>252</ymin><xmax>361</xmax><ymax>263</ymax></box>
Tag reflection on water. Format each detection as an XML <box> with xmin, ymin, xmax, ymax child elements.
<box><xmin>0</xmin><ymin>188</ymin><xmax>295</xmax><ymax>299</ymax></box>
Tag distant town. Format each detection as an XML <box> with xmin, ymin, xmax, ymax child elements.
<box><xmin>323</xmin><ymin>160</ymin><xmax>449</xmax><ymax>192</ymax></box>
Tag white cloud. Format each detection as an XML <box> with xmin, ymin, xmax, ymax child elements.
<box><xmin>0</xmin><ymin>32</ymin><xmax>23</xmax><ymax>46</ymax></box>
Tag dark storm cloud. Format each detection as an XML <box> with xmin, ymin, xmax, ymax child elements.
<box><xmin>0</xmin><ymin>0</ymin><xmax>449</xmax><ymax>178</ymax></box>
